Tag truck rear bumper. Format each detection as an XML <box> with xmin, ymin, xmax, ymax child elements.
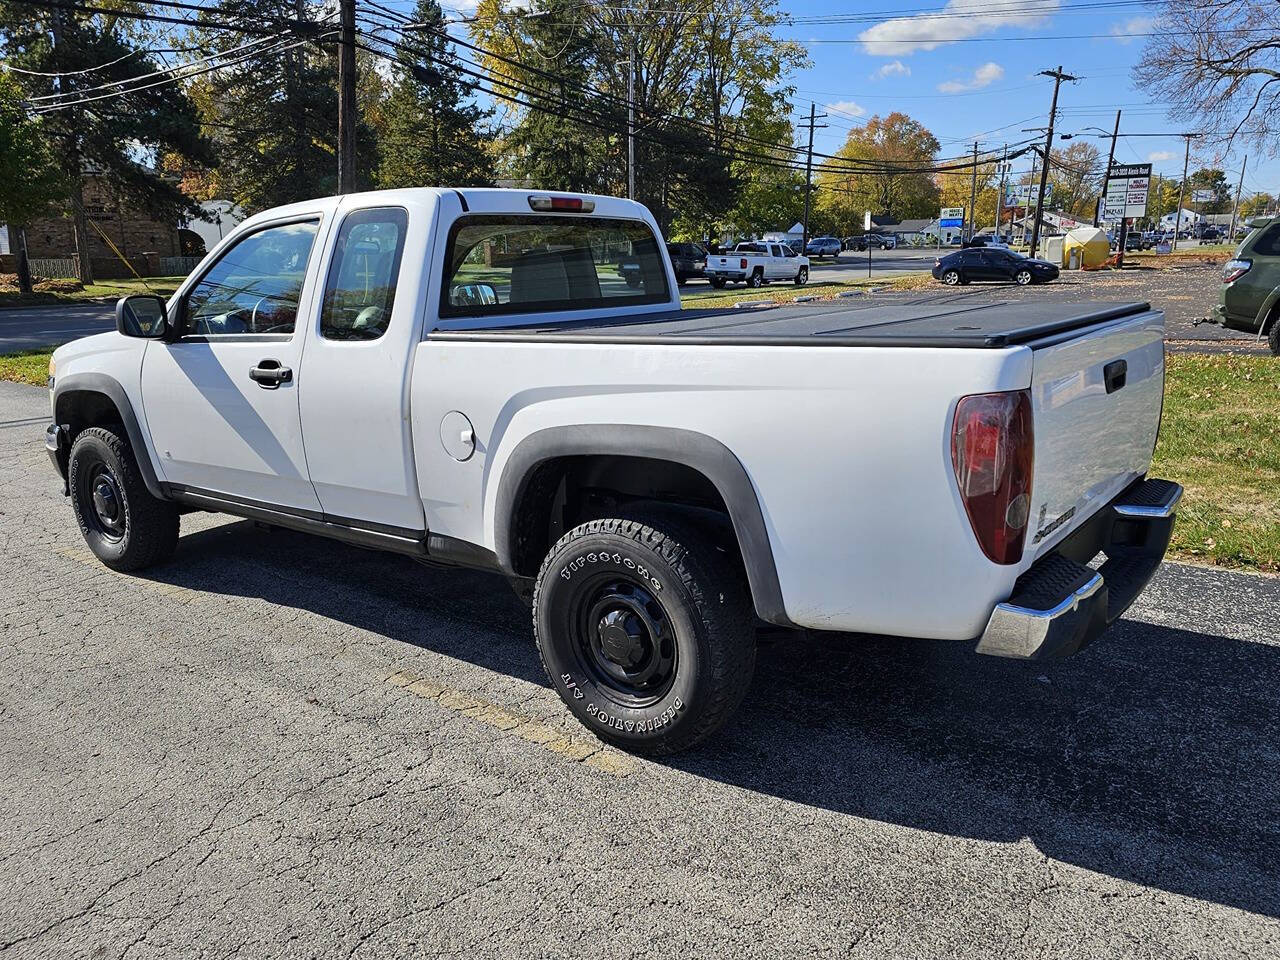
<box><xmin>975</xmin><ymin>477</ymin><xmax>1182</xmax><ymax>660</ymax></box>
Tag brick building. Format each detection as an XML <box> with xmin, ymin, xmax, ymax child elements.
<box><xmin>2</xmin><ymin>173</ymin><xmax>206</xmax><ymax>280</ymax></box>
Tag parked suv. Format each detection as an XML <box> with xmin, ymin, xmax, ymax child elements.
<box><xmin>805</xmin><ymin>236</ymin><xmax>842</xmax><ymax>259</ymax></box>
<box><xmin>1212</xmin><ymin>216</ymin><xmax>1280</xmax><ymax>352</ymax></box>
<box><xmin>666</xmin><ymin>242</ymin><xmax>707</xmax><ymax>284</ymax></box>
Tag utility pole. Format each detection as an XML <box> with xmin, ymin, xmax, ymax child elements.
<box><xmin>967</xmin><ymin>141</ymin><xmax>979</xmax><ymax>241</ymax></box>
<box><xmin>336</xmin><ymin>0</ymin><xmax>357</xmax><ymax>193</ymax></box>
<box><xmin>1095</xmin><ymin>109</ymin><xmax>1121</xmax><ymax>227</ymax></box>
<box><xmin>1030</xmin><ymin>66</ymin><xmax>1077</xmax><ymax>258</ymax></box>
<box><xmin>627</xmin><ymin>39</ymin><xmax>636</xmax><ymax>200</ymax></box>
<box><xmin>994</xmin><ymin>144</ymin><xmax>1008</xmax><ymax>240</ymax></box>
<box><xmin>799</xmin><ymin>103</ymin><xmax>828</xmax><ymax>248</ymax></box>
<box><xmin>1151</xmin><ymin>173</ymin><xmax>1161</xmax><ymax>231</ymax></box>
<box><xmin>1171</xmin><ymin>133</ymin><xmax>1197</xmax><ymax>251</ymax></box>
<box><xmin>1230</xmin><ymin>154</ymin><xmax>1247</xmax><ymax>242</ymax></box>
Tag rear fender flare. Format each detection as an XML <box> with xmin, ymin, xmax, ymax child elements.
<box><xmin>493</xmin><ymin>425</ymin><xmax>793</xmax><ymax>627</ymax></box>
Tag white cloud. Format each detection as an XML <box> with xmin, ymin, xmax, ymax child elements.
<box><xmin>937</xmin><ymin>62</ymin><xmax>1005</xmax><ymax>94</ymax></box>
<box><xmin>874</xmin><ymin>60</ymin><xmax>910</xmax><ymax>79</ymax></box>
<box><xmin>1148</xmin><ymin>151</ymin><xmax>1174</xmax><ymax>163</ymax></box>
<box><xmin>826</xmin><ymin>100</ymin><xmax>867</xmax><ymax>119</ymax></box>
<box><xmin>1110</xmin><ymin>15</ymin><xmax>1156</xmax><ymax>43</ymax></box>
<box><xmin>859</xmin><ymin>0</ymin><xmax>1061</xmax><ymax>55</ymax></box>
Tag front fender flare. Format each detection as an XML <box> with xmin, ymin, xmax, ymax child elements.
<box><xmin>53</xmin><ymin>371</ymin><xmax>168</xmax><ymax>500</ymax></box>
<box><xmin>493</xmin><ymin>424</ymin><xmax>794</xmax><ymax>627</ymax></box>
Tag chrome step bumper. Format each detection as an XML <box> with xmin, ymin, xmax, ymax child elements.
<box><xmin>975</xmin><ymin>477</ymin><xmax>1182</xmax><ymax>660</ymax></box>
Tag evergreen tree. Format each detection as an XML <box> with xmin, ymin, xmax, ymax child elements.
<box><xmin>376</xmin><ymin>0</ymin><xmax>492</xmax><ymax>189</ymax></box>
<box><xmin>0</xmin><ymin>1</ymin><xmax>215</xmax><ymax>282</ymax></box>
<box><xmin>194</xmin><ymin>0</ymin><xmax>345</xmax><ymax>210</ymax></box>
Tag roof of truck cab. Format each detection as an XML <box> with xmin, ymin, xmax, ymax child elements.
<box><xmin>428</xmin><ymin>297</ymin><xmax>1154</xmax><ymax>349</ymax></box>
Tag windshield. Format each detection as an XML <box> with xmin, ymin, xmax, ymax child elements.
<box><xmin>441</xmin><ymin>215</ymin><xmax>670</xmax><ymax>318</ymax></box>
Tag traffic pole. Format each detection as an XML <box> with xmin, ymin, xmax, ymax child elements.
<box><xmin>1096</xmin><ymin>109</ymin><xmax>1120</xmax><ymax>228</ymax></box>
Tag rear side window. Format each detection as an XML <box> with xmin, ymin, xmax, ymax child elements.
<box><xmin>321</xmin><ymin>207</ymin><xmax>408</xmax><ymax>341</ymax></box>
<box><xmin>441</xmin><ymin>215</ymin><xmax>669</xmax><ymax>318</ymax></box>
<box><xmin>1250</xmin><ymin>223</ymin><xmax>1280</xmax><ymax>257</ymax></box>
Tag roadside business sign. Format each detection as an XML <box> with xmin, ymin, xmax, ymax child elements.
<box><xmin>1102</xmin><ymin>163</ymin><xmax>1151</xmax><ymax>221</ymax></box>
<box><xmin>1191</xmin><ymin>189</ymin><xmax>1216</xmax><ymax>203</ymax></box>
<box><xmin>1004</xmin><ymin>184</ymin><xmax>1051</xmax><ymax>206</ymax></box>
<box><xmin>939</xmin><ymin>207</ymin><xmax>965</xmax><ymax>228</ymax></box>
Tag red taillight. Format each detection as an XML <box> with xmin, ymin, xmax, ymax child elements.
<box><xmin>527</xmin><ymin>195</ymin><xmax>595</xmax><ymax>213</ymax></box>
<box><xmin>740</xmin><ymin>257</ymin><xmax>748</xmax><ymax>269</ymax></box>
<box><xmin>951</xmin><ymin>390</ymin><xmax>1034</xmax><ymax>565</ymax></box>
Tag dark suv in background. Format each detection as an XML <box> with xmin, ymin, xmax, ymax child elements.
<box><xmin>1213</xmin><ymin>216</ymin><xmax>1280</xmax><ymax>350</ymax></box>
<box><xmin>665</xmin><ymin>242</ymin><xmax>708</xmax><ymax>284</ymax></box>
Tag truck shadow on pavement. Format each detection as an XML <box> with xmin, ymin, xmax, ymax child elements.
<box><xmin>147</xmin><ymin>519</ymin><xmax>1279</xmax><ymax>920</ymax></box>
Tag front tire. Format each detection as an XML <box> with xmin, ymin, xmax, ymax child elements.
<box><xmin>1014</xmin><ymin>268</ymin><xmax>1033</xmax><ymax>286</ymax></box>
<box><xmin>68</xmin><ymin>425</ymin><xmax>179</xmax><ymax>571</ymax></box>
<box><xmin>533</xmin><ymin>515</ymin><xmax>755</xmax><ymax>755</ymax></box>
<box><xmin>942</xmin><ymin>269</ymin><xmax>961</xmax><ymax>286</ymax></box>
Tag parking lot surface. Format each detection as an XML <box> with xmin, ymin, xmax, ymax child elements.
<box><xmin>2</xmin><ymin>378</ymin><xmax>1279</xmax><ymax>958</ymax></box>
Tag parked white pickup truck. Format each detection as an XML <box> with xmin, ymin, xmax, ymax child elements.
<box><xmin>45</xmin><ymin>188</ymin><xmax>1181</xmax><ymax>754</ymax></box>
<box><xmin>706</xmin><ymin>241</ymin><xmax>809</xmax><ymax>289</ymax></box>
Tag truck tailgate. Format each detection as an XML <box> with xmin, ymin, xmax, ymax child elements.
<box><xmin>1024</xmin><ymin>309</ymin><xmax>1165</xmax><ymax>560</ymax></box>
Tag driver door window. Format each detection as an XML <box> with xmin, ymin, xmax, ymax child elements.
<box><xmin>183</xmin><ymin>220</ymin><xmax>320</xmax><ymax>337</ymax></box>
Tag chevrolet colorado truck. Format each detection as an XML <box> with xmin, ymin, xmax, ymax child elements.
<box><xmin>706</xmin><ymin>241</ymin><xmax>809</xmax><ymax>289</ymax></box>
<box><xmin>44</xmin><ymin>188</ymin><xmax>1181</xmax><ymax>755</ymax></box>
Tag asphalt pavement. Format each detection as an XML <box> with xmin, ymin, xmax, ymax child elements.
<box><xmin>1</xmin><ymin>378</ymin><xmax>1278</xmax><ymax>958</ymax></box>
<box><xmin>0</xmin><ymin>302</ymin><xmax>115</xmax><ymax>353</ymax></box>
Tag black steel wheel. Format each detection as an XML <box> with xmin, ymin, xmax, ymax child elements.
<box><xmin>68</xmin><ymin>425</ymin><xmax>179</xmax><ymax>571</ymax></box>
<box><xmin>533</xmin><ymin>513</ymin><xmax>755</xmax><ymax>755</ymax></box>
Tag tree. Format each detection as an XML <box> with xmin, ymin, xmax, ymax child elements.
<box><xmin>192</xmin><ymin>0</ymin><xmax>347</xmax><ymax>211</ymax></box>
<box><xmin>1187</xmin><ymin>167</ymin><xmax>1232</xmax><ymax>213</ymax></box>
<box><xmin>0</xmin><ymin>1</ymin><xmax>215</xmax><ymax>282</ymax></box>
<box><xmin>1134</xmin><ymin>0</ymin><xmax>1280</xmax><ymax>156</ymax></box>
<box><xmin>469</xmin><ymin>0</ymin><xmax>804</xmax><ymax>237</ymax></box>
<box><xmin>936</xmin><ymin>162</ymin><xmax>999</xmax><ymax>233</ymax></box>
<box><xmin>375</xmin><ymin>1</ymin><xmax>492</xmax><ymax>189</ymax></box>
<box><xmin>1047</xmin><ymin>141</ymin><xmax>1103</xmax><ymax>219</ymax></box>
<box><xmin>1240</xmin><ymin>192</ymin><xmax>1275</xmax><ymax>218</ymax></box>
<box><xmin>815</xmin><ymin>113</ymin><xmax>940</xmax><ymax>233</ymax></box>
<box><xmin>0</xmin><ymin>74</ymin><xmax>64</xmax><ymax>292</ymax></box>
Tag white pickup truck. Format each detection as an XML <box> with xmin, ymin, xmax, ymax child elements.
<box><xmin>706</xmin><ymin>241</ymin><xmax>809</xmax><ymax>289</ymax></box>
<box><xmin>45</xmin><ymin>188</ymin><xmax>1181</xmax><ymax>755</ymax></box>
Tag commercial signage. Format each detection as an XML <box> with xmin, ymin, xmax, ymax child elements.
<box><xmin>1191</xmin><ymin>189</ymin><xmax>1216</xmax><ymax>203</ymax></box>
<box><xmin>939</xmin><ymin>207</ymin><xmax>964</xmax><ymax>228</ymax></box>
<box><xmin>1005</xmin><ymin>184</ymin><xmax>1051</xmax><ymax>206</ymax></box>
<box><xmin>1102</xmin><ymin>162</ymin><xmax>1151</xmax><ymax>221</ymax></box>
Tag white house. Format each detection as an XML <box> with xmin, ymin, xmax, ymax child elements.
<box><xmin>762</xmin><ymin>222</ymin><xmax>805</xmax><ymax>244</ymax></box>
<box><xmin>181</xmin><ymin>200</ymin><xmax>246</xmax><ymax>256</ymax></box>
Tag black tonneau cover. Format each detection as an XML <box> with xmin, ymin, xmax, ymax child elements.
<box><xmin>428</xmin><ymin>297</ymin><xmax>1153</xmax><ymax>348</ymax></box>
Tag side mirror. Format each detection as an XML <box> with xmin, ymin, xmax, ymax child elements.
<box><xmin>449</xmin><ymin>283</ymin><xmax>498</xmax><ymax>308</ymax></box>
<box><xmin>116</xmin><ymin>294</ymin><xmax>169</xmax><ymax>338</ymax></box>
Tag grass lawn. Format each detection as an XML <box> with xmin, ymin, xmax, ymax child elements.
<box><xmin>0</xmin><ymin>276</ymin><xmax>187</xmax><ymax>309</ymax></box>
<box><xmin>3</xmin><ymin>346</ymin><xmax>1274</xmax><ymax>572</ymax></box>
<box><xmin>1153</xmin><ymin>353</ymin><xmax>1280</xmax><ymax>572</ymax></box>
<box><xmin>0</xmin><ymin>350</ymin><xmax>52</xmax><ymax>387</ymax></box>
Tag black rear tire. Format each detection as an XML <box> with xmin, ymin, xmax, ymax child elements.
<box><xmin>68</xmin><ymin>425</ymin><xmax>179</xmax><ymax>571</ymax></box>
<box><xmin>533</xmin><ymin>514</ymin><xmax>755</xmax><ymax>755</ymax></box>
<box><xmin>710</xmin><ymin>277</ymin><xmax>726</xmax><ymax>289</ymax></box>
<box><xmin>748</xmin><ymin>268</ymin><xmax>764</xmax><ymax>288</ymax></box>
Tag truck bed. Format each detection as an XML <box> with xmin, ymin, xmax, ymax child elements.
<box><xmin>428</xmin><ymin>298</ymin><xmax>1153</xmax><ymax>349</ymax></box>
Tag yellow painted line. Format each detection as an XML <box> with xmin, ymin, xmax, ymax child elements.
<box><xmin>386</xmin><ymin>669</ymin><xmax>637</xmax><ymax>776</ymax></box>
<box><xmin>53</xmin><ymin>545</ymin><xmax>194</xmax><ymax>600</ymax></box>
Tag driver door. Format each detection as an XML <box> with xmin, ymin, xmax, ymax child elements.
<box><xmin>140</xmin><ymin>216</ymin><xmax>327</xmax><ymax>512</ymax></box>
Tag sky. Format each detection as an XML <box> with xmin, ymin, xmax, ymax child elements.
<box><xmin>433</xmin><ymin>0</ymin><xmax>1276</xmax><ymax>207</ymax></box>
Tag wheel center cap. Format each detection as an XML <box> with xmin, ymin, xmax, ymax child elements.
<box><xmin>598</xmin><ymin>610</ymin><xmax>645</xmax><ymax>666</ymax></box>
<box><xmin>93</xmin><ymin>479</ymin><xmax>118</xmax><ymax>520</ymax></box>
